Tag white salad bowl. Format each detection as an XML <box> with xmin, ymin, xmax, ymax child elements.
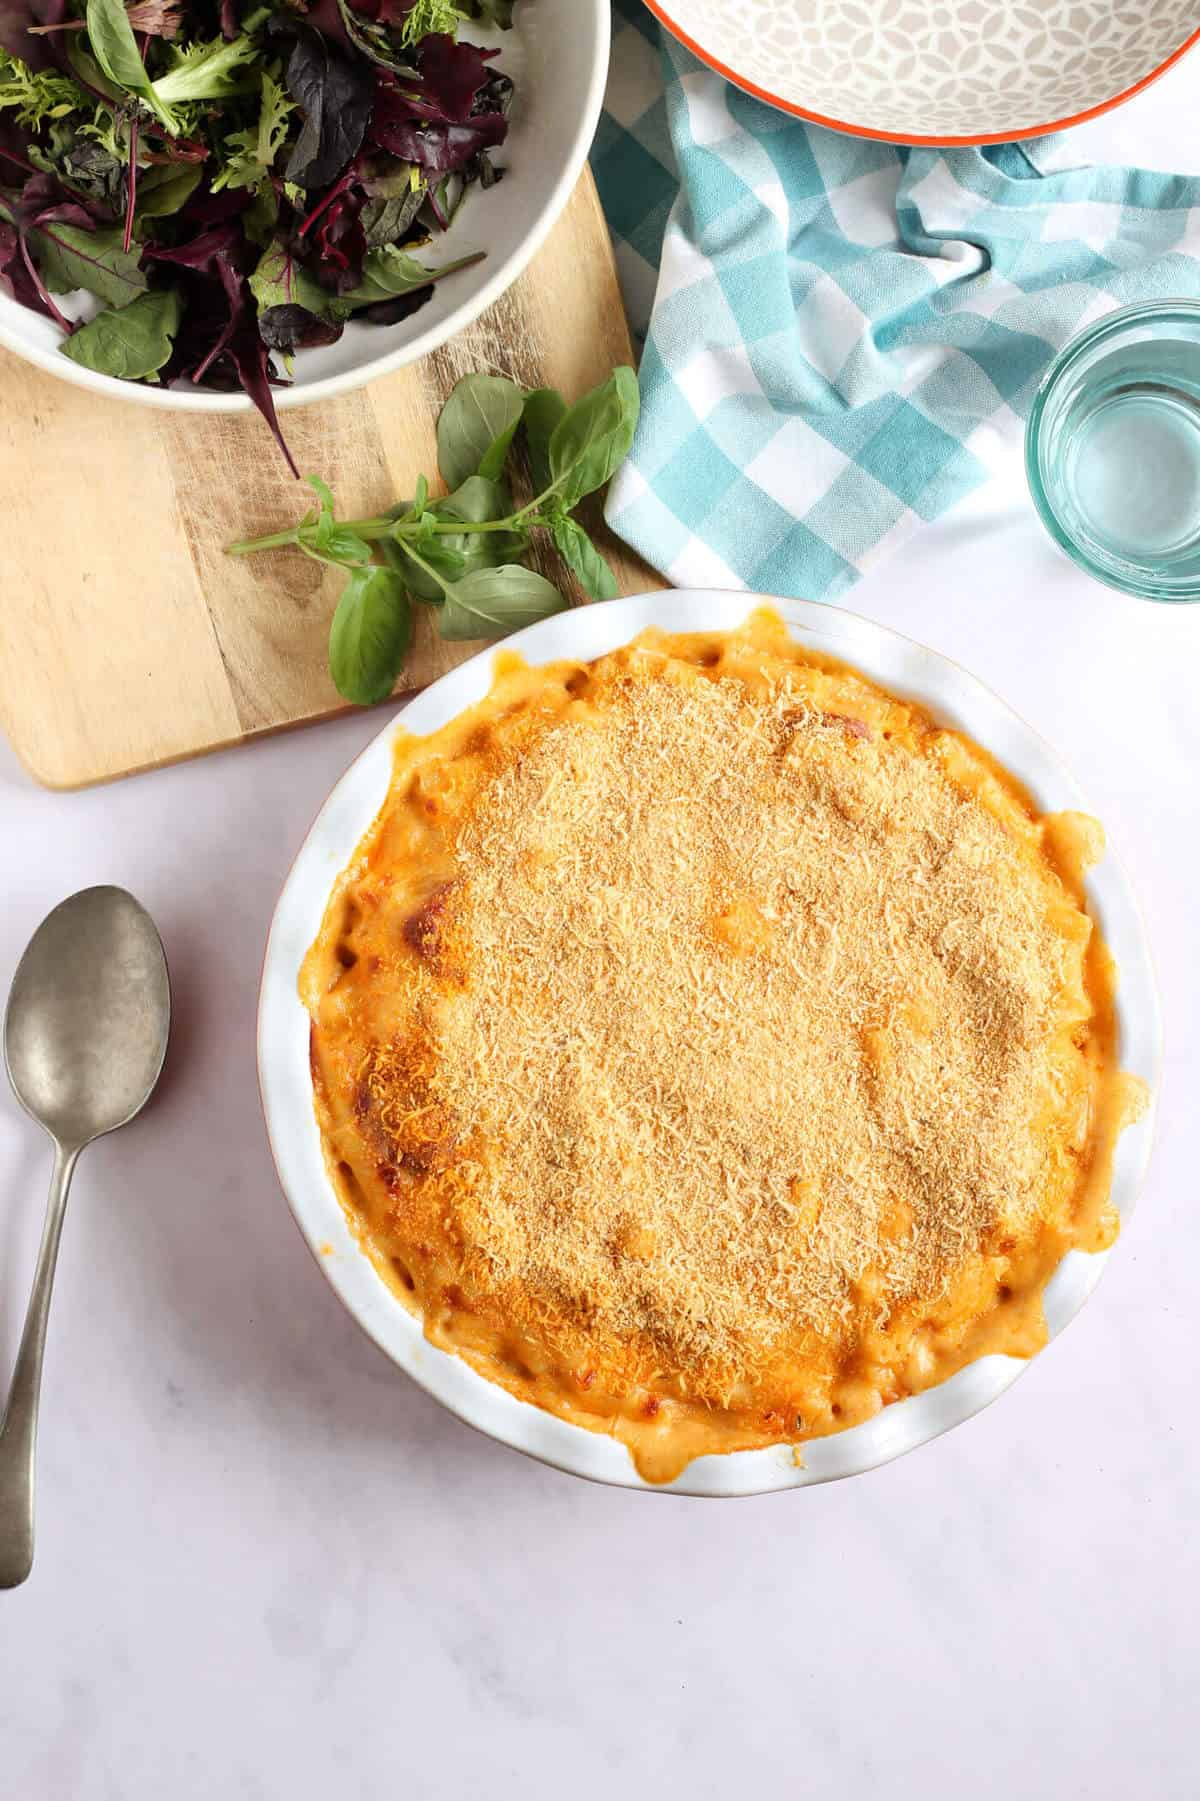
<box><xmin>0</xmin><ymin>0</ymin><xmax>608</xmax><ymax>411</ymax></box>
<box><xmin>258</xmin><ymin>591</ymin><xmax>1161</xmax><ymax>1497</ymax></box>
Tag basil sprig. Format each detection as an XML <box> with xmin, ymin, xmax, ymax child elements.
<box><xmin>228</xmin><ymin>365</ymin><xmax>640</xmax><ymax>705</ymax></box>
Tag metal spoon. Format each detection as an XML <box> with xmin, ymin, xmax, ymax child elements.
<box><xmin>0</xmin><ymin>887</ymin><xmax>170</xmax><ymax>1589</ymax></box>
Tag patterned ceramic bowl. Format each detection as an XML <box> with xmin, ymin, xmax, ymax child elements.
<box><xmin>643</xmin><ymin>0</ymin><xmax>1199</xmax><ymax>146</ymax></box>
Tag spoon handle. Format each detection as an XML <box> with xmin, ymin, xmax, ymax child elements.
<box><xmin>0</xmin><ymin>1143</ymin><xmax>79</xmax><ymax>1589</ymax></box>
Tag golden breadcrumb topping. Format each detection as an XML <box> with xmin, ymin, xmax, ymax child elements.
<box><xmin>303</xmin><ymin>614</ymin><xmax>1145</xmax><ymax>1482</ymax></box>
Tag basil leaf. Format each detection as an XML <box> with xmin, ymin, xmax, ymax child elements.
<box><xmin>328</xmin><ymin>566</ymin><xmax>412</xmax><ymax>704</ymax></box>
<box><xmin>385</xmin><ymin>529</ymin><xmax>526</xmax><ymax>604</ymax></box>
<box><xmin>300</xmin><ymin>528</ymin><xmax>373</xmax><ymax>569</ymax></box>
<box><xmin>308</xmin><ymin>475</ymin><xmax>336</xmax><ymax>520</ymax></box>
<box><xmin>297</xmin><ymin>475</ymin><xmax>369</xmax><ymax>564</ymax></box>
<box><xmin>381</xmin><ymin>537</ymin><xmax>444</xmax><ymax>605</ymax></box>
<box><xmin>522</xmin><ymin>387</ymin><xmax>566</xmax><ymax>493</ymax></box>
<box><xmin>436</xmin><ymin>373</ymin><xmax>525</xmax><ymax>490</ymax></box>
<box><xmin>32</xmin><ymin>221</ymin><xmax>148</xmax><ymax>307</ymax></box>
<box><xmin>308</xmin><ymin>474</ymin><xmax>335</xmax><ymax>550</ymax></box>
<box><xmin>550</xmin><ymin>516</ymin><xmax>619</xmax><ymax>603</ymax></box>
<box><xmin>418</xmin><ymin>542</ymin><xmax>467</xmax><ymax>580</ymax></box>
<box><xmin>386</xmin><ymin>478</ymin><xmax>430</xmax><ymax>528</ymax></box>
<box><xmin>547</xmin><ymin>366</ymin><xmax>639</xmax><ymax>509</ymax></box>
<box><xmin>85</xmin><ymin>0</ymin><xmax>173</xmax><ymax>128</ymax></box>
<box><xmin>439</xmin><ymin>565</ymin><xmax>567</xmax><ymax>641</ymax></box>
<box><xmin>386</xmin><ymin>474</ymin><xmax>525</xmax><ymax>599</ymax></box>
<box><xmin>436</xmin><ymin>474</ymin><xmax>513</xmax><ymax>525</ymax></box>
<box><xmin>60</xmin><ymin>287</ymin><xmax>182</xmax><ymax>381</ymax></box>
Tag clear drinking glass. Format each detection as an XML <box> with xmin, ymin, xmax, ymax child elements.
<box><xmin>1026</xmin><ymin>299</ymin><xmax>1200</xmax><ymax>602</ymax></box>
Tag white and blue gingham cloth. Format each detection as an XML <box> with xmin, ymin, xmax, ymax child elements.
<box><xmin>593</xmin><ymin>1</ymin><xmax>1200</xmax><ymax>597</ymax></box>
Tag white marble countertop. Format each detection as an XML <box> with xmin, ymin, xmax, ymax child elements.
<box><xmin>3</xmin><ymin>51</ymin><xmax>1199</xmax><ymax>1801</ymax></box>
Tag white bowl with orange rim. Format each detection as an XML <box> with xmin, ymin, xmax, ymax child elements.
<box><xmin>642</xmin><ymin>0</ymin><xmax>1198</xmax><ymax>146</ymax></box>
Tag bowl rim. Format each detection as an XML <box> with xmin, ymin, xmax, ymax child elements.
<box><xmin>0</xmin><ymin>0</ymin><xmax>610</xmax><ymax>414</ymax></box>
<box><xmin>641</xmin><ymin>0</ymin><xmax>1200</xmax><ymax>148</ymax></box>
<box><xmin>257</xmin><ymin>590</ymin><xmax>1162</xmax><ymax>1497</ymax></box>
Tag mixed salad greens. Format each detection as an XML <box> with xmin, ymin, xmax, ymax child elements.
<box><xmin>0</xmin><ymin>0</ymin><xmax>519</xmax><ymax>466</ymax></box>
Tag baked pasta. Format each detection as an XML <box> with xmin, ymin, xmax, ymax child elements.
<box><xmin>302</xmin><ymin>611</ymin><xmax>1146</xmax><ymax>1482</ymax></box>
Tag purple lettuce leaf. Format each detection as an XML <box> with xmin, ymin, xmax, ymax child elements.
<box><xmin>0</xmin><ymin>0</ymin><xmax>61</xmax><ymax>72</ymax></box>
<box><xmin>275</xmin><ymin>21</ymin><xmax>375</xmax><ymax>191</ymax></box>
<box><xmin>398</xmin><ymin>32</ymin><xmax>499</xmax><ymax>124</ymax></box>
<box><xmin>258</xmin><ymin>301</ymin><xmax>343</xmax><ymax>351</ymax></box>
<box><xmin>147</xmin><ymin>217</ymin><xmax>299</xmax><ymax>475</ymax></box>
<box><xmin>368</xmin><ymin>34</ymin><xmax>510</xmax><ymax>177</ymax></box>
<box><xmin>293</xmin><ymin>166</ymin><xmax>369</xmax><ymax>293</ymax></box>
<box><xmin>368</xmin><ymin>100</ymin><xmax>507</xmax><ymax>176</ymax></box>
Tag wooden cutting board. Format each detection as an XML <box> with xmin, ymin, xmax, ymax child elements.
<box><xmin>0</xmin><ymin>169</ymin><xmax>664</xmax><ymax>789</ymax></box>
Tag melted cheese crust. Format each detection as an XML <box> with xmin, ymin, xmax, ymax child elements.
<box><xmin>302</xmin><ymin>613</ymin><xmax>1145</xmax><ymax>1483</ymax></box>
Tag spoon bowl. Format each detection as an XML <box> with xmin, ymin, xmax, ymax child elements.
<box><xmin>5</xmin><ymin>887</ymin><xmax>171</xmax><ymax>1152</ymax></box>
<box><xmin>1</xmin><ymin>886</ymin><xmax>169</xmax><ymax>1588</ymax></box>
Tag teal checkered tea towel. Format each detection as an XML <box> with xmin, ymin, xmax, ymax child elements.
<box><xmin>594</xmin><ymin>2</ymin><xmax>1200</xmax><ymax>598</ymax></box>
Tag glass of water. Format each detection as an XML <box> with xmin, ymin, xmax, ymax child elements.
<box><xmin>1026</xmin><ymin>299</ymin><xmax>1200</xmax><ymax>602</ymax></box>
